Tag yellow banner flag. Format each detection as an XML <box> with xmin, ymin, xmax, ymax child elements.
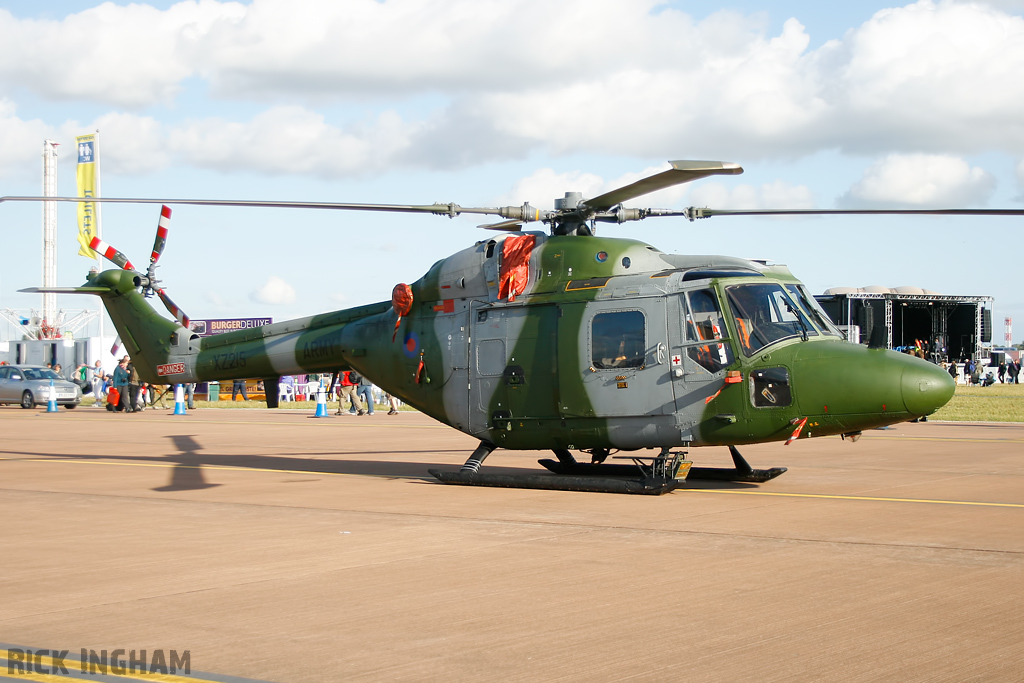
<box><xmin>76</xmin><ymin>134</ymin><xmax>98</xmax><ymax>258</ymax></box>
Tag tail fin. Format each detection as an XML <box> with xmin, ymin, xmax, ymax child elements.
<box><xmin>22</xmin><ymin>269</ymin><xmax>183</xmax><ymax>383</ymax></box>
<box><xmin>20</xmin><ymin>286</ymin><xmax>112</xmax><ymax>294</ymax></box>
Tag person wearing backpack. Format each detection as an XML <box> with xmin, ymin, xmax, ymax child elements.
<box><xmin>336</xmin><ymin>370</ymin><xmax>365</xmax><ymax>416</ymax></box>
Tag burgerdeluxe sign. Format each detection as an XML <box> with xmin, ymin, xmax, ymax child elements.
<box><xmin>188</xmin><ymin>318</ymin><xmax>273</xmax><ymax>336</ymax></box>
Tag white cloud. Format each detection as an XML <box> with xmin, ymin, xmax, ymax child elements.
<box><xmin>168</xmin><ymin>106</ymin><xmax>419</xmax><ymax>177</ymax></box>
<box><xmin>2</xmin><ymin>1</ymin><xmax>1024</xmax><ymax>177</ymax></box>
<box><xmin>840</xmin><ymin>154</ymin><xmax>996</xmax><ymax>207</ymax></box>
<box><xmin>494</xmin><ymin>165</ymin><xmax>814</xmax><ymax>220</ymax></box>
<box><xmin>0</xmin><ymin>2</ymin><xmax>246</xmax><ymax>108</ymax></box>
<box><xmin>495</xmin><ymin>164</ymin><xmax>716</xmax><ymax>210</ymax></box>
<box><xmin>0</xmin><ymin>101</ymin><xmax>58</xmax><ymax>178</ymax></box>
<box><xmin>689</xmin><ymin>180</ymin><xmax>815</xmax><ymax>210</ymax></box>
<box><xmin>971</xmin><ymin>0</ymin><xmax>1024</xmax><ymax>10</ymax></box>
<box><xmin>495</xmin><ymin>168</ymin><xmax>608</xmax><ymax>210</ymax></box>
<box><xmin>250</xmin><ymin>275</ymin><xmax>296</xmax><ymax>305</ymax></box>
<box><xmin>204</xmin><ymin>290</ymin><xmax>233</xmax><ymax>310</ymax></box>
<box><xmin>825</xmin><ymin>1</ymin><xmax>1024</xmax><ymax>154</ymax></box>
<box><xmin>63</xmin><ymin>113</ymin><xmax>169</xmax><ymax>175</ymax></box>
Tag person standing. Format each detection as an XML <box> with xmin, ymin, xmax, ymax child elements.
<box><xmin>90</xmin><ymin>360</ymin><xmax>105</xmax><ymax>405</ymax></box>
<box><xmin>357</xmin><ymin>374</ymin><xmax>375</xmax><ymax>415</ymax></box>
<box><xmin>126</xmin><ymin>359</ymin><xmax>142</xmax><ymax>412</ymax></box>
<box><xmin>336</xmin><ymin>370</ymin><xmax>365</xmax><ymax>416</ymax></box>
<box><xmin>232</xmin><ymin>379</ymin><xmax>249</xmax><ymax>401</ymax></box>
<box><xmin>112</xmin><ymin>357</ymin><xmax>130</xmax><ymax>412</ymax></box>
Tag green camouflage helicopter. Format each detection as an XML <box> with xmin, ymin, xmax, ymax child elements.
<box><xmin>9</xmin><ymin>160</ymin><xmax>1007</xmax><ymax>495</ymax></box>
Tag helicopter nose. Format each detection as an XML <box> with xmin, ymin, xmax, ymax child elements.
<box><xmin>901</xmin><ymin>361</ymin><xmax>955</xmax><ymax>416</ymax></box>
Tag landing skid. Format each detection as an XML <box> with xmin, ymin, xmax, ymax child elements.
<box><xmin>429</xmin><ymin>469</ymin><xmax>679</xmax><ymax>495</ymax></box>
<box><xmin>427</xmin><ymin>442</ymin><xmax>682</xmax><ymax>495</ymax></box>
<box><xmin>538</xmin><ymin>446</ymin><xmax>787</xmax><ymax>484</ymax></box>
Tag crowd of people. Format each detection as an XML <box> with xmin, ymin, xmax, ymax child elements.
<box><xmin>944</xmin><ymin>357</ymin><xmax>1021</xmax><ymax>387</ymax></box>
<box><xmin>46</xmin><ymin>360</ymin><xmax>403</xmax><ymax>414</ymax></box>
<box><xmin>66</xmin><ymin>356</ymin><xmax>168</xmax><ymax>412</ymax></box>
<box><xmin>279</xmin><ymin>370</ymin><xmax>401</xmax><ymax>415</ymax></box>
<box><xmin>65</xmin><ymin>361</ymin><xmax>402</xmax><ymax>414</ymax></box>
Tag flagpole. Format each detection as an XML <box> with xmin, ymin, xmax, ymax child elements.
<box><xmin>94</xmin><ymin>129</ymin><xmax>104</xmax><ymax>343</ymax></box>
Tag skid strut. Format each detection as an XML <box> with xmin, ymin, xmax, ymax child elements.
<box><xmin>429</xmin><ymin>442</ymin><xmax>682</xmax><ymax>495</ymax></box>
<box><xmin>539</xmin><ymin>445</ymin><xmax>786</xmax><ymax>483</ymax></box>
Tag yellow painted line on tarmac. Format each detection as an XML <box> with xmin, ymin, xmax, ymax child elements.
<box><xmin>1</xmin><ymin>650</ymin><xmax>230</xmax><ymax>683</ymax></box>
<box><xmin>0</xmin><ymin>411</ymin><xmax>449</xmax><ymax>429</ymax></box>
<box><xmin>861</xmin><ymin>434</ymin><xmax>1024</xmax><ymax>444</ymax></box>
<box><xmin>680</xmin><ymin>488</ymin><xmax>1024</xmax><ymax>508</ymax></box>
<box><xmin>2</xmin><ymin>455</ymin><xmax>1018</xmax><ymax>505</ymax></box>
<box><xmin>0</xmin><ymin>456</ymin><xmax>434</xmax><ymax>481</ymax></box>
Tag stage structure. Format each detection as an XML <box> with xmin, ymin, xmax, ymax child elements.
<box><xmin>815</xmin><ymin>287</ymin><xmax>993</xmax><ymax>363</ymax></box>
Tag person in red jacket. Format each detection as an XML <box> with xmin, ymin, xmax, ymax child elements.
<box><xmin>336</xmin><ymin>370</ymin><xmax>365</xmax><ymax>416</ymax></box>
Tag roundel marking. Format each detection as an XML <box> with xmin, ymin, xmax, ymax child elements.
<box><xmin>403</xmin><ymin>331</ymin><xmax>420</xmax><ymax>358</ymax></box>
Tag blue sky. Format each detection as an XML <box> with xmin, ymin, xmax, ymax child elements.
<box><xmin>1</xmin><ymin>0</ymin><xmax>1023</xmax><ymax>345</ymax></box>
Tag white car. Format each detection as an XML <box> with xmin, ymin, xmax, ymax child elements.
<box><xmin>0</xmin><ymin>365</ymin><xmax>82</xmax><ymax>409</ymax></box>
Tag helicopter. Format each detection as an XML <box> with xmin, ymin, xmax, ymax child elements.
<box><xmin>8</xmin><ymin>159</ymin><xmax>1014</xmax><ymax>495</ymax></box>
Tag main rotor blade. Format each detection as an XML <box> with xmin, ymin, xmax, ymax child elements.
<box><xmin>583</xmin><ymin>160</ymin><xmax>743</xmax><ymax>212</ymax></box>
<box><xmin>685</xmin><ymin>207</ymin><xmax>1024</xmax><ymax>219</ymax></box>
<box><xmin>0</xmin><ymin>195</ymin><xmax>490</xmax><ymax>218</ymax></box>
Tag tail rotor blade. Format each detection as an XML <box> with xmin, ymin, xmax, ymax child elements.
<box><xmin>90</xmin><ymin>236</ymin><xmax>136</xmax><ymax>271</ymax></box>
<box><xmin>157</xmin><ymin>288</ymin><xmax>191</xmax><ymax>328</ymax></box>
<box><xmin>150</xmin><ymin>205</ymin><xmax>171</xmax><ymax>264</ymax></box>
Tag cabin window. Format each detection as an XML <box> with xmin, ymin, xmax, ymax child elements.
<box><xmin>592</xmin><ymin>310</ymin><xmax>646</xmax><ymax>369</ymax></box>
<box><xmin>726</xmin><ymin>283</ymin><xmax>817</xmax><ymax>356</ymax></box>
<box><xmin>476</xmin><ymin>339</ymin><xmax>506</xmax><ymax>376</ymax></box>
<box><xmin>751</xmin><ymin>367</ymin><xmax>792</xmax><ymax>408</ymax></box>
<box><xmin>684</xmin><ymin>288</ymin><xmax>733</xmax><ymax>373</ymax></box>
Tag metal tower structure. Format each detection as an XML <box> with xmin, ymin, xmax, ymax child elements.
<box><xmin>42</xmin><ymin>139</ymin><xmax>59</xmax><ymax>331</ymax></box>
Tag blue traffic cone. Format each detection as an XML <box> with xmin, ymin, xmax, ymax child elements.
<box><xmin>313</xmin><ymin>378</ymin><xmax>330</xmax><ymax>417</ymax></box>
<box><xmin>46</xmin><ymin>379</ymin><xmax>59</xmax><ymax>412</ymax></box>
<box><xmin>173</xmin><ymin>384</ymin><xmax>188</xmax><ymax>415</ymax></box>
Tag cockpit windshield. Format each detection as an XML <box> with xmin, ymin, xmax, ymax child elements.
<box><xmin>726</xmin><ymin>283</ymin><xmax>817</xmax><ymax>356</ymax></box>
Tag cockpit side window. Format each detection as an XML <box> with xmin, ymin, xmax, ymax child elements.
<box><xmin>683</xmin><ymin>288</ymin><xmax>733</xmax><ymax>373</ymax></box>
<box><xmin>726</xmin><ymin>283</ymin><xmax>817</xmax><ymax>356</ymax></box>
<box><xmin>592</xmin><ymin>310</ymin><xmax>646</xmax><ymax>369</ymax></box>
<box><xmin>785</xmin><ymin>284</ymin><xmax>845</xmax><ymax>338</ymax></box>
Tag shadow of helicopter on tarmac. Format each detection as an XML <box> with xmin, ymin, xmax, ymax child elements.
<box><xmin>1</xmin><ymin>438</ymin><xmax>760</xmax><ymax>492</ymax></box>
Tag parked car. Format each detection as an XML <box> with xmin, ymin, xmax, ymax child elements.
<box><xmin>0</xmin><ymin>365</ymin><xmax>82</xmax><ymax>409</ymax></box>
